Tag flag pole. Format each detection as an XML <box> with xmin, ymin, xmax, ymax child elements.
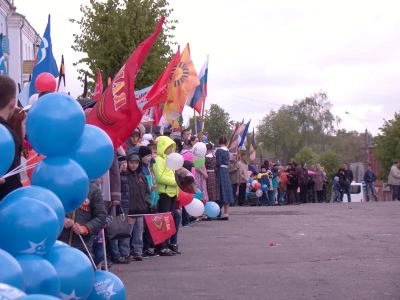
<box><xmin>199</xmin><ymin>101</ymin><xmax>205</xmax><ymax>142</ymax></box>
<box><xmin>193</xmin><ymin>109</ymin><xmax>197</xmax><ymax>135</ymax></box>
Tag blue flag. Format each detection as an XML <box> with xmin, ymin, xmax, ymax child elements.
<box><xmin>29</xmin><ymin>14</ymin><xmax>59</xmax><ymax>96</ymax></box>
<box><xmin>0</xmin><ymin>34</ymin><xmax>7</xmax><ymax>75</ymax></box>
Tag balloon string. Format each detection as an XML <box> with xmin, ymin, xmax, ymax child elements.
<box><xmin>2</xmin><ymin>163</ymin><xmax>37</xmax><ymax>179</ymax></box>
<box><xmin>78</xmin><ymin>234</ymin><xmax>98</xmax><ymax>271</ymax></box>
<box><xmin>3</xmin><ymin>154</ymin><xmax>40</xmax><ymax>178</ymax></box>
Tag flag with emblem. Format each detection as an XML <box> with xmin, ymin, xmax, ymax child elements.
<box><xmin>29</xmin><ymin>15</ymin><xmax>59</xmax><ymax>96</ymax></box>
<box><xmin>86</xmin><ymin>17</ymin><xmax>165</xmax><ymax>149</ymax></box>
<box><xmin>92</xmin><ymin>69</ymin><xmax>103</xmax><ymax>100</ymax></box>
<box><xmin>0</xmin><ymin>33</ymin><xmax>7</xmax><ymax>74</ymax></box>
<box><xmin>249</xmin><ymin>128</ymin><xmax>257</xmax><ymax>161</ymax></box>
<box><xmin>142</xmin><ymin>46</ymin><xmax>181</xmax><ymax>110</ymax></box>
<box><xmin>144</xmin><ymin>212</ymin><xmax>176</xmax><ymax>245</ymax></box>
<box><xmin>57</xmin><ymin>55</ymin><xmax>66</xmax><ymax>93</ymax></box>
<box><xmin>164</xmin><ymin>43</ymin><xmax>200</xmax><ymax>121</ymax></box>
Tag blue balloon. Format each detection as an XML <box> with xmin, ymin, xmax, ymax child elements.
<box><xmin>45</xmin><ymin>245</ymin><xmax>94</xmax><ymax>300</ymax></box>
<box><xmin>0</xmin><ymin>186</ymin><xmax>65</xmax><ymax>235</ymax></box>
<box><xmin>194</xmin><ymin>189</ymin><xmax>203</xmax><ymax>200</ymax></box>
<box><xmin>0</xmin><ymin>283</ymin><xmax>26</xmax><ymax>299</ymax></box>
<box><xmin>202</xmin><ymin>136</ymin><xmax>208</xmax><ymax>142</ymax></box>
<box><xmin>87</xmin><ymin>270</ymin><xmax>127</xmax><ymax>300</ymax></box>
<box><xmin>0</xmin><ymin>198</ymin><xmax>59</xmax><ymax>257</ymax></box>
<box><xmin>26</xmin><ymin>93</ymin><xmax>85</xmax><ymax>156</ymax></box>
<box><xmin>19</xmin><ymin>296</ymin><xmax>59</xmax><ymax>300</ymax></box>
<box><xmin>204</xmin><ymin>202</ymin><xmax>221</xmax><ymax>218</ymax></box>
<box><xmin>15</xmin><ymin>255</ymin><xmax>60</xmax><ymax>296</ymax></box>
<box><xmin>0</xmin><ymin>249</ymin><xmax>24</xmax><ymax>290</ymax></box>
<box><xmin>68</xmin><ymin>125</ymin><xmax>114</xmax><ymax>180</ymax></box>
<box><xmin>31</xmin><ymin>156</ymin><xmax>89</xmax><ymax>213</ymax></box>
<box><xmin>262</xmin><ymin>184</ymin><xmax>268</xmax><ymax>191</ymax></box>
<box><xmin>54</xmin><ymin>240</ymin><xmax>69</xmax><ymax>248</ymax></box>
<box><xmin>0</xmin><ymin>124</ymin><xmax>15</xmax><ymax>176</ymax></box>
<box><xmin>249</xmin><ymin>178</ymin><xmax>253</xmax><ymax>184</ymax></box>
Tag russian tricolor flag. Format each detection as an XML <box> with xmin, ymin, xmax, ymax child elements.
<box><xmin>187</xmin><ymin>55</ymin><xmax>208</xmax><ymax>114</ymax></box>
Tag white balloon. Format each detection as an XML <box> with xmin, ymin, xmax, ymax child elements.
<box><xmin>29</xmin><ymin>93</ymin><xmax>39</xmax><ymax>105</ymax></box>
<box><xmin>255</xmin><ymin>189</ymin><xmax>263</xmax><ymax>197</ymax></box>
<box><xmin>185</xmin><ymin>198</ymin><xmax>204</xmax><ymax>217</ymax></box>
<box><xmin>192</xmin><ymin>142</ymin><xmax>207</xmax><ymax>158</ymax></box>
<box><xmin>166</xmin><ymin>152</ymin><xmax>184</xmax><ymax>171</ymax></box>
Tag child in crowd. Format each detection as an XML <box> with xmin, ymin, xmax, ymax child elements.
<box><xmin>58</xmin><ymin>181</ymin><xmax>107</xmax><ymax>264</ymax></box>
<box><xmin>126</xmin><ymin>148</ymin><xmax>150</xmax><ymax>261</ymax></box>
<box><xmin>258</xmin><ymin>166</ymin><xmax>270</xmax><ymax>206</ymax></box>
<box><xmin>109</xmin><ymin>156</ymin><xmax>131</xmax><ymax>264</ymax></box>
<box><xmin>153</xmin><ymin>136</ymin><xmax>178</xmax><ymax>256</ymax></box>
<box><xmin>139</xmin><ymin>146</ymin><xmax>160</xmax><ymax>258</ymax></box>
<box><xmin>332</xmin><ymin>176</ymin><xmax>342</xmax><ymax>202</ymax></box>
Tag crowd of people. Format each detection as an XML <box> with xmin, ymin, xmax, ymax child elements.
<box><xmin>0</xmin><ymin>74</ymin><xmax>394</xmax><ymax>274</ymax></box>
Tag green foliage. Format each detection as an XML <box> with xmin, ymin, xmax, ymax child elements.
<box><xmin>188</xmin><ymin>104</ymin><xmax>233</xmax><ymax>143</ymax></box>
<box><xmin>329</xmin><ymin>129</ymin><xmax>367</xmax><ymax>163</ymax></box>
<box><xmin>70</xmin><ymin>0</ymin><xmax>177</xmax><ymax>90</ymax></box>
<box><xmin>318</xmin><ymin>150</ymin><xmax>342</xmax><ymax>181</ymax></box>
<box><xmin>294</xmin><ymin>146</ymin><xmax>318</xmax><ymax>165</ymax></box>
<box><xmin>374</xmin><ymin>113</ymin><xmax>400</xmax><ymax>180</ymax></box>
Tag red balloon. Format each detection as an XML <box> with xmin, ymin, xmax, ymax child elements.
<box><xmin>35</xmin><ymin>72</ymin><xmax>57</xmax><ymax>93</ymax></box>
<box><xmin>177</xmin><ymin>189</ymin><xmax>194</xmax><ymax>206</ymax></box>
<box><xmin>254</xmin><ymin>182</ymin><xmax>261</xmax><ymax>190</ymax></box>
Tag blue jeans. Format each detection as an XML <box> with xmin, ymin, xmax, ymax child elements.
<box><xmin>109</xmin><ymin>236</ymin><xmax>131</xmax><ymax>260</ymax></box>
<box><xmin>181</xmin><ymin>207</ymin><xmax>190</xmax><ymax>226</ymax></box>
<box><xmin>261</xmin><ymin>191</ymin><xmax>269</xmax><ymax>205</ymax></box>
<box><xmin>267</xmin><ymin>190</ymin><xmax>274</xmax><ymax>205</ymax></box>
<box><xmin>392</xmin><ymin>185</ymin><xmax>399</xmax><ymax>201</ymax></box>
<box><xmin>365</xmin><ymin>183</ymin><xmax>378</xmax><ymax>202</ymax></box>
<box><xmin>170</xmin><ymin>209</ymin><xmax>182</xmax><ymax>245</ymax></box>
<box><xmin>130</xmin><ymin>217</ymin><xmax>144</xmax><ymax>256</ymax></box>
<box><xmin>341</xmin><ymin>183</ymin><xmax>351</xmax><ymax>202</ymax></box>
<box><xmin>92</xmin><ymin>242</ymin><xmax>103</xmax><ymax>266</ymax></box>
<box><xmin>278</xmin><ymin>190</ymin><xmax>286</xmax><ymax>204</ymax></box>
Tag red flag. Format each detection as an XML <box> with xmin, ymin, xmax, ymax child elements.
<box><xmin>92</xmin><ymin>69</ymin><xmax>104</xmax><ymax>100</ymax></box>
<box><xmin>142</xmin><ymin>47</ymin><xmax>181</xmax><ymax>110</ymax></box>
<box><xmin>152</xmin><ymin>104</ymin><xmax>162</xmax><ymax>125</ymax></box>
<box><xmin>86</xmin><ymin>17</ymin><xmax>165</xmax><ymax>148</ymax></box>
<box><xmin>144</xmin><ymin>213</ymin><xmax>176</xmax><ymax>245</ymax></box>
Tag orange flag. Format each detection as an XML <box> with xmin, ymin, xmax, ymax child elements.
<box><xmin>92</xmin><ymin>69</ymin><xmax>104</xmax><ymax>100</ymax></box>
<box><xmin>164</xmin><ymin>44</ymin><xmax>199</xmax><ymax>120</ymax></box>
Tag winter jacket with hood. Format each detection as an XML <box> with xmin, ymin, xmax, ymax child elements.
<box><xmin>58</xmin><ymin>182</ymin><xmax>107</xmax><ymax>252</ymax></box>
<box><xmin>126</xmin><ymin>148</ymin><xmax>150</xmax><ymax>214</ymax></box>
<box><xmin>153</xmin><ymin>136</ymin><xmax>178</xmax><ymax>197</ymax></box>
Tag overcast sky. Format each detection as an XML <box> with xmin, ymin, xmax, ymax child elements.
<box><xmin>14</xmin><ymin>0</ymin><xmax>400</xmax><ymax>135</ymax></box>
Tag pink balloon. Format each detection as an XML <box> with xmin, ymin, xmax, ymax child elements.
<box><xmin>182</xmin><ymin>151</ymin><xmax>194</xmax><ymax>162</ymax></box>
<box><xmin>191</xmin><ymin>167</ymin><xmax>196</xmax><ymax>177</ymax></box>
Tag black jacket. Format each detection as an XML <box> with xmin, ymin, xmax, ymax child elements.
<box><xmin>126</xmin><ymin>149</ymin><xmax>150</xmax><ymax>215</ymax></box>
<box><xmin>58</xmin><ymin>183</ymin><xmax>107</xmax><ymax>251</ymax></box>
<box><xmin>0</xmin><ymin>117</ymin><xmax>22</xmax><ymax>201</ymax></box>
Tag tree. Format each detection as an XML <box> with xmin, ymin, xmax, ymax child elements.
<box><xmin>257</xmin><ymin>105</ymin><xmax>300</xmax><ymax>163</ymax></box>
<box><xmin>374</xmin><ymin>113</ymin><xmax>400</xmax><ymax>179</ymax></box>
<box><xmin>329</xmin><ymin>129</ymin><xmax>367</xmax><ymax>163</ymax></box>
<box><xmin>293</xmin><ymin>146</ymin><xmax>318</xmax><ymax>165</ymax></box>
<box><xmin>70</xmin><ymin>0</ymin><xmax>177</xmax><ymax>90</ymax></box>
<box><xmin>318</xmin><ymin>150</ymin><xmax>342</xmax><ymax>181</ymax></box>
<box><xmin>200</xmin><ymin>104</ymin><xmax>233</xmax><ymax>143</ymax></box>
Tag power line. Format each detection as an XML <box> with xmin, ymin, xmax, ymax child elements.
<box><xmin>209</xmin><ymin>88</ymin><xmax>382</xmax><ymax>124</ymax></box>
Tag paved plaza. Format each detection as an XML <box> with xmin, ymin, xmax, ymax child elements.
<box><xmin>115</xmin><ymin>202</ymin><xmax>400</xmax><ymax>300</ymax></box>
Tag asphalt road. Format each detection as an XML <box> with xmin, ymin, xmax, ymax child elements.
<box><xmin>112</xmin><ymin>202</ymin><xmax>400</xmax><ymax>300</ymax></box>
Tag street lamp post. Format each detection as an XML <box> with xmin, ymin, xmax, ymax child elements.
<box><xmin>345</xmin><ymin>111</ymin><xmax>369</xmax><ymax>164</ymax></box>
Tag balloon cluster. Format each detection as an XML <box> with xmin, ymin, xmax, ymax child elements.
<box><xmin>0</xmin><ymin>93</ymin><xmax>126</xmax><ymax>299</ymax></box>
<box><xmin>165</xmin><ymin>142</ymin><xmax>221</xmax><ymax>218</ymax></box>
<box><xmin>249</xmin><ymin>177</ymin><xmax>268</xmax><ymax>198</ymax></box>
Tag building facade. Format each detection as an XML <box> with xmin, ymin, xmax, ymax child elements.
<box><xmin>0</xmin><ymin>0</ymin><xmax>40</xmax><ymax>90</ymax></box>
